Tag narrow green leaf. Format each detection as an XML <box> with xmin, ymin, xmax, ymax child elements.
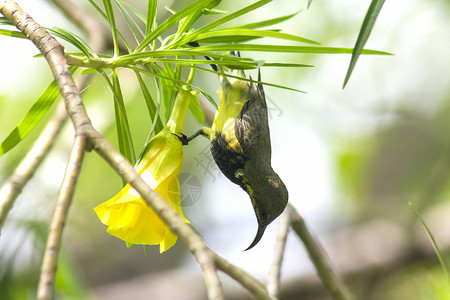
<box><xmin>88</xmin><ymin>0</ymin><xmax>134</xmax><ymax>52</ymax></box>
<box><xmin>188</xmin><ymin>94</ymin><xmax>205</xmax><ymax>124</ymax></box>
<box><xmin>134</xmin><ymin>0</ymin><xmax>215</xmax><ymax>52</ymax></box>
<box><xmin>0</xmin><ymin>17</ymin><xmax>14</xmax><ymax>25</ymax></box>
<box><xmin>193</xmin><ymin>44</ymin><xmax>392</xmax><ymax>55</ymax></box>
<box><xmin>112</xmin><ymin>0</ymin><xmax>145</xmax><ymax>44</ymax></box>
<box><xmin>116</xmin><ymin>0</ymin><xmax>147</xmax><ymax>23</ymax></box>
<box><xmin>409</xmin><ymin>202</ymin><xmax>449</xmax><ymax>280</ymax></box>
<box><xmin>101</xmin><ymin>70</ymin><xmax>136</xmax><ymax>166</ymax></box>
<box><xmin>102</xmin><ymin>0</ymin><xmax>120</xmax><ymax>56</ymax></box>
<box><xmin>146</xmin><ymin>0</ymin><xmax>157</xmax><ymax>36</ymax></box>
<box><xmin>262</xmin><ymin>62</ymin><xmax>314</xmax><ymax>68</ymax></box>
<box><xmin>80</xmin><ymin>68</ymin><xmax>98</xmax><ymax>75</ymax></box>
<box><xmin>0</xmin><ymin>29</ymin><xmax>26</xmax><ymax>39</ymax></box>
<box><xmin>343</xmin><ymin>0</ymin><xmax>385</xmax><ymax>88</ymax></box>
<box><xmin>118</xmin><ymin>49</ymin><xmax>250</xmax><ymax>63</ymax></box>
<box><xmin>196</xmin><ymin>28</ymin><xmax>320</xmax><ymax>45</ymax></box>
<box><xmin>190</xmin><ymin>65</ymin><xmax>306</xmax><ymax>93</ymax></box>
<box><xmin>194</xmin><ymin>33</ymin><xmax>274</xmax><ymax>44</ymax></box>
<box><xmin>228</xmin><ymin>10</ymin><xmax>301</xmax><ymax>30</ymax></box>
<box><xmin>307</xmin><ymin>0</ymin><xmax>313</xmax><ymax>9</ymax></box>
<box><xmin>134</xmin><ymin>70</ymin><xmax>164</xmax><ymax>134</ymax></box>
<box><xmin>175</xmin><ymin>0</ymin><xmax>222</xmax><ymax>37</ymax></box>
<box><xmin>0</xmin><ymin>67</ymin><xmax>77</xmax><ymax>156</ymax></box>
<box><xmin>132</xmin><ymin>58</ymin><xmax>256</xmax><ymax>68</ymax></box>
<box><xmin>47</xmin><ymin>27</ymin><xmax>95</xmax><ymax>58</ymax></box>
<box><xmin>169</xmin><ymin>0</ymin><xmax>273</xmax><ymax>49</ymax></box>
<box><xmin>87</xmin><ymin>0</ymin><xmax>108</xmax><ymax>20</ymax></box>
<box><xmin>132</xmin><ymin>65</ymin><xmax>218</xmax><ymax>109</ymax></box>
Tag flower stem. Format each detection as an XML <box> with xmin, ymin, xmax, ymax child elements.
<box><xmin>168</xmin><ymin>89</ymin><xmax>192</xmax><ymax>132</ymax></box>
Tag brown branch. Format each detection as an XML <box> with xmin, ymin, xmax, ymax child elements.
<box><xmin>267</xmin><ymin>210</ymin><xmax>290</xmax><ymax>299</ymax></box>
<box><xmin>288</xmin><ymin>203</ymin><xmax>353</xmax><ymax>300</ymax></box>
<box><xmin>215</xmin><ymin>255</ymin><xmax>274</xmax><ymax>300</ymax></box>
<box><xmin>36</xmin><ymin>135</ymin><xmax>86</xmax><ymax>300</ymax></box>
<box><xmin>0</xmin><ymin>0</ymin><xmax>108</xmax><ymax>234</ymax></box>
<box><xmin>0</xmin><ymin>1</ymin><xmax>224</xmax><ymax>299</ymax></box>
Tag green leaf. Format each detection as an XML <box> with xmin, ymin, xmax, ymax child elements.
<box><xmin>193</xmin><ymin>32</ymin><xmax>276</xmax><ymax>44</ymax></box>
<box><xmin>0</xmin><ymin>29</ymin><xmax>26</xmax><ymax>39</ymax></box>
<box><xmin>228</xmin><ymin>10</ymin><xmax>301</xmax><ymax>30</ymax></box>
<box><xmin>409</xmin><ymin>201</ymin><xmax>449</xmax><ymax>281</ymax></box>
<box><xmin>118</xmin><ymin>49</ymin><xmax>250</xmax><ymax>64</ymax></box>
<box><xmin>116</xmin><ymin>0</ymin><xmax>147</xmax><ymax>23</ymax></box>
<box><xmin>134</xmin><ymin>70</ymin><xmax>164</xmax><ymax>134</ymax></box>
<box><xmin>0</xmin><ymin>67</ymin><xmax>77</xmax><ymax>156</ymax></box>
<box><xmin>112</xmin><ymin>0</ymin><xmax>145</xmax><ymax>44</ymax></box>
<box><xmin>188</xmin><ymin>94</ymin><xmax>205</xmax><ymax>124</ymax></box>
<box><xmin>146</xmin><ymin>0</ymin><xmax>157</xmax><ymax>36</ymax></box>
<box><xmin>343</xmin><ymin>0</ymin><xmax>385</xmax><ymax>88</ymax></box>
<box><xmin>308</xmin><ymin>0</ymin><xmax>313</xmax><ymax>9</ymax></box>
<box><xmin>169</xmin><ymin>0</ymin><xmax>273</xmax><ymax>49</ymax></box>
<box><xmin>193</xmin><ymin>43</ymin><xmax>392</xmax><ymax>55</ymax></box>
<box><xmin>175</xmin><ymin>0</ymin><xmax>222</xmax><ymax>38</ymax></box>
<box><xmin>134</xmin><ymin>0</ymin><xmax>215</xmax><ymax>52</ymax></box>
<box><xmin>47</xmin><ymin>27</ymin><xmax>95</xmax><ymax>58</ymax></box>
<box><xmin>102</xmin><ymin>0</ymin><xmax>120</xmax><ymax>56</ymax></box>
<box><xmin>261</xmin><ymin>62</ymin><xmax>314</xmax><ymax>68</ymax></box>
<box><xmin>80</xmin><ymin>68</ymin><xmax>98</xmax><ymax>75</ymax></box>
<box><xmin>188</xmin><ymin>64</ymin><xmax>306</xmax><ymax>93</ymax></box>
<box><xmin>87</xmin><ymin>0</ymin><xmax>108</xmax><ymax>20</ymax></box>
<box><xmin>0</xmin><ymin>17</ymin><xmax>14</xmax><ymax>25</ymax></box>
<box><xmin>195</xmin><ymin>28</ymin><xmax>319</xmax><ymax>45</ymax></box>
<box><xmin>88</xmin><ymin>0</ymin><xmax>132</xmax><ymax>52</ymax></box>
<box><xmin>131</xmin><ymin>65</ymin><xmax>218</xmax><ymax>109</ymax></box>
<box><xmin>101</xmin><ymin>70</ymin><xmax>136</xmax><ymax>166</ymax></box>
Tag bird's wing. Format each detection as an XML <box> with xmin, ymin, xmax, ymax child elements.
<box><xmin>235</xmin><ymin>85</ymin><xmax>270</xmax><ymax>156</ymax></box>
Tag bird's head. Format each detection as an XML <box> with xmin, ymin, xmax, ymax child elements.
<box><xmin>245</xmin><ymin>172</ymin><xmax>288</xmax><ymax>250</ymax></box>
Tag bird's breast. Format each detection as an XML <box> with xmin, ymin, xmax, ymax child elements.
<box><xmin>210</xmin><ymin>132</ymin><xmax>248</xmax><ymax>186</ymax></box>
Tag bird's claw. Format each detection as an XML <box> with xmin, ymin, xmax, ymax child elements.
<box><xmin>172</xmin><ymin>132</ymin><xmax>190</xmax><ymax>145</ymax></box>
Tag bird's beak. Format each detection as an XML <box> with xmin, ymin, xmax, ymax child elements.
<box><xmin>244</xmin><ymin>222</ymin><xmax>267</xmax><ymax>251</ymax></box>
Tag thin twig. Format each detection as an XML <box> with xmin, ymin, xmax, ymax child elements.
<box><xmin>267</xmin><ymin>210</ymin><xmax>290</xmax><ymax>299</ymax></box>
<box><xmin>0</xmin><ymin>2</ymin><xmax>225</xmax><ymax>299</ymax></box>
<box><xmin>215</xmin><ymin>255</ymin><xmax>274</xmax><ymax>300</ymax></box>
<box><xmin>0</xmin><ymin>102</ymin><xmax>67</xmax><ymax>234</ymax></box>
<box><xmin>36</xmin><ymin>135</ymin><xmax>86</xmax><ymax>300</ymax></box>
<box><xmin>288</xmin><ymin>203</ymin><xmax>353</xmax><ymax>300</ymax></box>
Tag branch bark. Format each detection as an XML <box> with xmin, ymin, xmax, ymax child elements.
<box><xmin>267</xmin><ymin>210</ymin><xmax>290</xmax><ymax>299</ymax></box>
<box><xmin>0</xmin><ymin>1</ymin><xmax>226</xmax><ymax>299</ymax></box>
<box><xmin>288</xmin><ymin>203</ymin><xmax>353</xmax><ymax>300</ymax></box>
<box><xmin>37</xmin><ymin>135</ymin><xmax>86</xmax><ymax>300</ymax></box>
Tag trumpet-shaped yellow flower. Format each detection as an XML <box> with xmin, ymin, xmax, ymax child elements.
<box><xmin>95</xmin><ymin>89</ymin><xmax>193</xmax><ymax>253</ymax></box>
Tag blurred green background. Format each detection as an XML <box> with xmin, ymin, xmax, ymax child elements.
<box><xmin>1</xmin><ymin>0</ymin><xmax>450</xmax><ymax>299</ymax></box>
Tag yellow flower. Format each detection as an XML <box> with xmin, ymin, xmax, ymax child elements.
<box><xmin>94</xmin><ymin>89</ymin><xmax>193</xmax><ymax>252</ymax></box>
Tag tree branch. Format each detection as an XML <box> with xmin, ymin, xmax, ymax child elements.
<box><xmin>36</xmin><ymin>135</ymin><xmax>86</xmax><ymax>300</ymax></box>
<box><xmin>0</xmin><ymin>0</ymin><xmax>108</xmax><ymax>235</ymax></box>
<box><xmin>0</xmin><ymin>1</ymin><xmax>225</xmax><ymax>299</ymax></box>
<box><xmin>267</xmin><ymin>210</ymin><xmax>290</xmax><ymax>299</ymax></box>
<box><xmin>215</xmin><ymin>255</ymin><xmax>274</xmax><ymax>300</ymax></box>
<box><xmin>288</xmin><ymin>203</ymin><xmax>353</xmax><ymax>300</ymax></box>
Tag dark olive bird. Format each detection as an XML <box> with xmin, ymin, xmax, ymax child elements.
<box><xmin>177</xmin><ymin>55</ymin><xmax>288</xmax><ymax>250</ymax></box>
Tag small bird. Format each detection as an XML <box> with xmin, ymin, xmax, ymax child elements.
<box><xmin>176</xmin><ymin>53</ymin><xmax>288</xmax><ymax>250</ymax></box>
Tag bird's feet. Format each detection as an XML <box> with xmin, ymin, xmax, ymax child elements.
<box><xmin>172</xmin><ymin>132</ymin><xmax>190</xmax><ymax>145</ymax></box>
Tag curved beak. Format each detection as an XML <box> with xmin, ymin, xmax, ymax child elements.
<box><xmin>244</xmin><ymin>223</ymin><xmax>267</xmax><ymax>251</ymax></box>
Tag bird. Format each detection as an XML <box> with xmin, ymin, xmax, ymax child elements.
<box><xmin>175</xmin><ymin>52</ymin><xmax>288</xmax><ymax>250</ymax></box>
